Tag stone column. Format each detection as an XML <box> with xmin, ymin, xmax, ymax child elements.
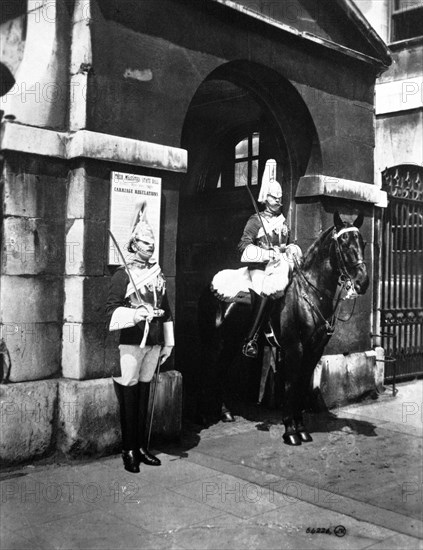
<box><xmin>58</xmin><ymin>134</ymin><xmax>186</xmax><ymax>456</ymax></box>
<box><xmin>0</xmin><ymin>148</ymin><xmax>67</xmax><ymax>465</ymax></box>
<box><xmin>1</xmin><ymin>153</ymin><xmax>67</xmax><ymax>382</ymax></box>
<box><xmin>62</xmin><ymin>163</ymin><xmax>113</xmax><ymax>380</ymax></box>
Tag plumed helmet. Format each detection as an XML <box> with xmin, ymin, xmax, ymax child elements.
<box><xmin>128</xmin><ymin>200</ymin><xmax>155</xmax><ymax>251</ymax></box>
<box><xmin>258</xmin><ymin>159</ymin><xmax>282</xmax><ymax>203</ymax></box>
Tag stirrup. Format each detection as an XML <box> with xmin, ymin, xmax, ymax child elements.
<box><xmin>242</xmin><ymin>339</ymin><xmax>259</xmax><ymax>358</ymax></box>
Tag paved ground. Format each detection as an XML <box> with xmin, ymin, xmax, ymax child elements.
<box><xmin>1</xmin><ymin>380</ymin><xmax>422</xmax><ymax>550</ymax></box>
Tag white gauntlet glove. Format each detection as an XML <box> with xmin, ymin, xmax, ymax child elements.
<box><xmin>241</xmin><ymin>244</ymin><xmax>278</xmax><ymax>263</ymax></box>
<box><xmin>133</xmin><ymin>304</ymin><xmax>154</xmax><ymax>324</ymax></box>
<box><xmin>160</xmin><ymin>321</ymin><xmax>174</xmax><ymax>365</ymax></box>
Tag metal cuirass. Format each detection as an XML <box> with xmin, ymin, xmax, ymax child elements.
<box><xmin>125</xmin><ymin>263</ymin><xmax>166</xmax><ymax>315</ymax></box>
<box><xmin>255</xmin><ymin>213</ymin><xmax>289</xmax><ymax>250</ymax></box>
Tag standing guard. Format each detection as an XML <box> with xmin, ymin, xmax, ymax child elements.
<box><xmin>106</xmin><ymin>201</ymin><xmax>174</xmax><ymax>473</ymax></box>
<box><xmin>239</xmin><ymin>159</ymin><xmax>291</xmax><ymax>358</ymax></box>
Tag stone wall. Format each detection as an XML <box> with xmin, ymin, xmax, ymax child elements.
<box><xmin>1</xmin><ymin>153</ymin><xmax>68</xmax><ymax>382</ymax></box>
<box><xmin>0</xmin><ymin>0</ymin><xmax>390</xmax><ymax>462</ymax></box>
<box><xmin>375</xmin><ymin>40</ymin><xmax>423</xmax><ymax>172</ymax></box>
<box><xmin>88</xmin><ymin>0</ymin><xmax>377</xmax><ymax>183</ymax></box>
<box><xmin>0</xmin><ymin>142</ymin><xmax>184</xmax><ymax>465</ymax></box>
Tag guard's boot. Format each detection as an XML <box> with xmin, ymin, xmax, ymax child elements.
<box><xmin>242</xmin><ymin>291</ymin><xmax>270</xmax><ymax>359</ymax></box>
<box><xmin>113</xmin><ymin>380</ymin><xmax>141</xmax><ymax>473</ymax></box>
<box><xmin>137</xmin><ymin>382</ymin><xmax>161</xmax><ymax>466</ymax></box>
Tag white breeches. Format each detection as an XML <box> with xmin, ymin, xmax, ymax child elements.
<box><xmin>113</xmin><ymin>344</ymin><xmax>161</xmax><ymax>386</ymax></box>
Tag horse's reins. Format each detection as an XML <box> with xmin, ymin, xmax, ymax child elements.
<box><xmin>293</xmin><ymin>226</ymin><xmax>365</xmax><ymax>336</ymax></box>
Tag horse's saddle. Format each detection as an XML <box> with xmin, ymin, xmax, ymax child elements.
<box><xmin>211</xmin><ymin>267</ymin><xmax>252</xmax><ymax>304</ymax></box>
<box><xmin>210</xmin><ymin>264</ymin><xmax>290</xmax><ymax>303</ymax></box>
<box><xmin>211</xmin><ymin>245</ymin><xmax>303</xmax><ymax>304</ymax></box>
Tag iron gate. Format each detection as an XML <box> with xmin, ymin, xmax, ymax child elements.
<box><xmin>380</xmin><ymin>165</ymin><xmax>423</xmax><ymax>380</ymax></box>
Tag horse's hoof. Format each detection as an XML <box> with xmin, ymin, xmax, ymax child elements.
<box><xmin>283</xmin><ymin>433</ymin><xmax>302</xmax><ymax>446</ymax></box>
<box><xmin>298</xmin><ymin>431</ymin><xmax>313</xmax><ymax>443</ymax></box>
<box><xmin>221</xmin><ymin>410</ymin><xmax>235</xmax><ymax>422</ymax></box>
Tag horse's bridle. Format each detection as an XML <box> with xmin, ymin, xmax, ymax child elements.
<box><xmin>291</xmin><ymin>225</ymin><xmax>366</xmax><ymax>337</ymax></box>
<box><xmin>332</xmin><ymin>226</ymin><xmax>366</xmax><ymax>287</ymax></box>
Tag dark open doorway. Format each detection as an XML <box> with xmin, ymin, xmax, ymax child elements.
<box><xmin>176</xmin><ymin>61</ymin><xmax>319</xmax><ymax>419</ymax></box>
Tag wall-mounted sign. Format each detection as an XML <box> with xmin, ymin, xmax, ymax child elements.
<box><xmin>108</xmin><ymin>171</ymin><xmax>162</xmax><ymax>265</ymax></box>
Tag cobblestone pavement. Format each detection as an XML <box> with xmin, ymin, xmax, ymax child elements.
<box><xmin>1</xmin><ymin>380</ymin><xmax>422</xmax><ymax>549</ymax></box>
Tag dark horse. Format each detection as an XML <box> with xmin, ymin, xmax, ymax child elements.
<box><xmin>198</xmin><ymin>212</ymin><xmax>369</xmax><ymax>445</ymax></box>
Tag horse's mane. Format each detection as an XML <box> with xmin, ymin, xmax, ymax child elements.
<box><xmin>300</xmin><ymin>225</ymin><xmax>334</xmax><ymax>271</ymax></box>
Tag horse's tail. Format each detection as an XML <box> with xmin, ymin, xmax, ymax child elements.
<box><xmin>198</xmin><ymin>284</ymin><xmax>216</xmax><ymax>342</ymax></box>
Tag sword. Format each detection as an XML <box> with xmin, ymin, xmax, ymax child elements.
<box><xmin>147</xmin><ymin>353</ymin><xmax>162</xmax><ymax>449</ymax></box>
<box><xmin>108</xmin><ymin>229</ymin><xmax>143</xmax><ymax>305</ymax></box>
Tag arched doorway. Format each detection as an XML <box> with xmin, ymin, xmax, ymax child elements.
<box><xmin>176</xmin><ymin>62</ymin><xmax>320</xmax><ymax>418</ymax></box>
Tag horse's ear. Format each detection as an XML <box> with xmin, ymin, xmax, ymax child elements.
<box><xmin>334</xmin><ymin>211</ymin><xmax>344</xmax><ymax>230</ymax></box>
<box><xmin>353</xmin><ymin>212</ymin><xmax>364</xmax><ymax>229</ymax></box>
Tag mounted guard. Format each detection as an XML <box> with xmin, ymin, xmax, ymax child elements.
<box><xmin>199</xmin><ymin>209</ymin><xmax>369</xmax><ymax>440</ymax></box>
<box><xmin>212</xmin><ymin>159</ymin><xmax>302</xmax><ymax>358</ymax></box>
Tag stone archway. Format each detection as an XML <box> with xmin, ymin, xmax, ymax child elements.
<box><xmin>176</xmin><ymin>61</ymin><xmax>320</xmax><ymax>418</ymax></box>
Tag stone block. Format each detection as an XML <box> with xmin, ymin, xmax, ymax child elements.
<box><xmin>314</xmin><ymin>351</ymin><xmax>378</xmax><ymax>409</ymax></box>
<box><xmin>65</xmin><ymin>219</ymin><xmax>106</xmax><ymax>276</ymax></box>
<box><xmin>57</xmin><ymin>378</ymin><xmax>120</xmax><ymax>458</ymax></box>
<box><xmin>294</xmin><ymin>202</ymin><xmax>323</xmax><ymax>249</ymax></box>
<box><xmin>3</xmin><ymin>155</ymin><xmax>67</xmax><ymax>219</ymax></box>
<box><xmin>0</xmin><ymin>275</ymin><xmax>63</xmax><ymax>323</ymax></box>
<box><xmin>67</xmin><ymin>168</ymin><xmax>86</xmax><ymax>219</ymax></box>
<box><xmin>67</xmin><ymin>167</ymin><xmax>109</xmax><ymax>221</ymax></box>
<box><xmin>302</xmin><ymin>87</ymin><xmax>336</xmax><ymax>140</ymax></box>
<box><xmin>0</xmin><ymin>380</ymin><xmax>58</xmax><ymax>465</ymax></box>
<box><xmin>65</xmin><ymin>219</ymin><xmax>84</xmax><ymax>275</ymax></box>
<box><xmin>64</xmin><ymin>276</ymin><xmax>109</xmax><ymax>324</ymax></box>
<box><xmin>327</xmin><ymin>293</ymin><xmax>372</xmax><ymax>355</ymax></box>
<box><xmin>2</xmin><ymin>217</ymin><xmax>65</xmax><ymax>275</ymax></box>
<box><xmin>1</xmin><ymin>322</ymin><xmax>61</xmax><ymax>382</ymax></box>
<box><xmin>104</xmin><ymin>330</ymin><xmax>120</xmax><ymax>375</ymax></box>
<box><xmin>62</xmin><ymin>322</ymin><xmax>115</xmax><ymax>380</ymax></box>
<box><xmin>321</xmin><ymin>137</ymin><xmax>374</xmax><ymax>183</ymax></box>
<box><xmin>335</xmin><ymin>98</ymin><xmax>374</xmax><ymax>147</ymax></box>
